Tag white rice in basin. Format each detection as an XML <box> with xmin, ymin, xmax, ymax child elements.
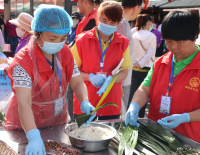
<box><xmin>69</xmin><ymin>126</ymin><xmax>114</xmax><ymax>140</ymax></box>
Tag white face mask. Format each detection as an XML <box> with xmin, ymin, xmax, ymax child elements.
<box><xmin>72</xmin><ymin>19</ymin><xmax>79</xmax><ymax>28</ymax></box>
<box><xmin>16</xmin><ymin>28</ymin><xmax>26</xmax><ymax>38</ymax></box>
<box><xmin>149</xmin><ymin>25</ymin><xmax>153</xmax><ymax>32</ymax></box>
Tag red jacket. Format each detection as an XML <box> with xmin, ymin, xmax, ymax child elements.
<box><xmin>6</xmin><ymin>20</ymin><xmax>17</xmax><ymax>37</ymax></box>
<box><xmin>149</xmin><ymin>51</ymin><xmax>200</xmax><ymax>142</ymax></box>
<box><xmin>5</xmin><ymin>43</ymin><xmax>74</xmax><ymax>130</ymax></box>
<box><xmin>76</xmin><ymin>10</ymin><xmax>97</xmax><ymax>35</ymax></box>
<box><xmin>73</xmin><ymin>27</ymin><xmax>129</xmax><ymax>116</ymax></box>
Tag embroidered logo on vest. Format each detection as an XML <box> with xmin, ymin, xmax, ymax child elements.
<box><xmin>185</xmin><ymin>77</ymin><xmax>200</xmax><ymax>92</ymax></box>
<box><xmin>189</xmin><ymin>77</ymin><xmax>200</xmax><ymax>87</ymax></box>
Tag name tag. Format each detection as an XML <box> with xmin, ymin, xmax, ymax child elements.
<box><xmin>159</xmin><ymin>95</ymin><xmax>172</xmax><ymax>115</ymax></box>
<box><xmin>54</xmin><ymin>98</ymin><xmax>63</xmax><ymax>116</ymax></box>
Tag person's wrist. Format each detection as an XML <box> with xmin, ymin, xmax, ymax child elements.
<box><xmin>89</xmin><ymin>73</ymin><xmax>94</xmax><ymax>81</ymax></box>
<box><xmin>81</xmin><ymin>101</ymin><xmax>89</xmax><ymax>106</ymax></box>
<box><xmin>130</xmin><ymin>102</ymin><xmax>140</xmax><ymax>111</ymax></box>
<box><xmin>182</xmin><ymin>113</ymin><xmax>190</xmax><ymax>122</ymax></box>
<box><xmin>26</xmin><ymin>129</ymin><xmax>40</xmax><ymax>142</ymax></box>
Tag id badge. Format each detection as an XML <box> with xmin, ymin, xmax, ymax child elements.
<box><xmin>96</xmin><ymin>72</ymin><xmax>107</xmax><ymax>78</ymax></box>
<box><xmin>54</xmin><ymin>98</ymin><xmax>63</xmax><ymax>116</ymax></box>
<box><xmin>159</xmin><ymin>95</ymin><xmax>172</xmax><ymax>115</ymax></box>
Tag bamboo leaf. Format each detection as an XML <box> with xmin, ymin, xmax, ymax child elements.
<box><xmin>92</xmin><ymin>103</ymin><xmax>119</xmax><ymax>115</ymax></box>
<box><xmin>76</xmin><ymin>103</ymin><xmax>119</xmax><ymax>128</ymax></box>
<box><xmin>118</xmin><ymin>124</ymin><xmax>134</xmax><ymax>155</ymax></box>
<box><xmin>125</xmin><ymin>126</ymin><xmax>138</xmax><ymax>155</ymax></box>
<box><xmin>96</xmin><ymin>67</ymin><xmax>131</xmax><ymax>109</ymax></box>
<box><xmin>0</xmin><ymin>111</ymin><xmax>4</xmax><ymax>121</ymax></box>
<box><xmin>75</xmin><ymin>112</ymin><xmax>93</xmax><ymax>128</ymax></box>
<box><xmin>135</xmin><ymin>142</ymin><xmax>156</xmax><ymax>155</ymax></box>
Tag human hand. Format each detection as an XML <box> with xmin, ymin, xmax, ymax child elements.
<box><xmin>157</xmin><ymin>113</ymin><xmax>190</xmax><ymax>129</ymax></box>
<box><xmin>133</xmin><ymin>62</ymin><xmax>141</xmax><ymax>69</ymax></box>
<box><xmin>26</xmin><ymin>129</ymin><xmax>46</xmax><ymax>155</ymax></box>
<box><xmin>3</xmin><ymin>67</ymin><xmax>8</xmax><ymax>76</ymax></box>
<box><xmin>89</xmin><ymin>73</ymin><xmax>106</xmax><ymax>88</ymax></box>
<box><xmin>81</xmin><ymin>101</ymin><xmax>96</xmax><ymax>125</ymax></box>
<box><xmin>125</xmin><ymin>102</ymin><xmax>140</xmax><ymax>127</ymax></box>
<box><xmin>96</xmin><ymin>76</ymin><xmax>112</xmax><ymax>97</ymax></box>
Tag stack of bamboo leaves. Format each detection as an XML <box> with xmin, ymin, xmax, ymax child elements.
<box><xmin>116</xmin><ymin>121</ymin><xmax>198</xmax><ymax>155</ymax></box>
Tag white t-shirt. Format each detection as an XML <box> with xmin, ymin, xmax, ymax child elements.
<box><xmin>12</xmin><ymin>60</ymin><xmax>80</xmax><ymax>89</ymax></box>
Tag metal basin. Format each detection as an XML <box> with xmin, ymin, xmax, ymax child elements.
<box><xmin>65</xmin><ymin>122</ymin><xmax>117</xmax><ymax>152</ymax></box>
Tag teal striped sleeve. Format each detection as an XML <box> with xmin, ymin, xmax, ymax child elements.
<box><xmin>141</xmin><ymin>65</ymin><xmax>154</xmax><ymax>87</ymax></box>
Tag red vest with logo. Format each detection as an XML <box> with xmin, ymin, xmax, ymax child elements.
<box><xmin>73</xmin><ymin>27</ymin><xmax>129</xmax><ymax>116</ymax></box>
<box><xmin>149</xmin><ymin>51</ymin><xmax>200</xmax><ymax>142</ymax></box>
<box><xmin>76</xmin><ymin>10</ymin><xmax>97</xmax><ymax>35</ymax></box>
<box><xmin>5</xmin><ymin>44</ymin><xmax>74</xmax><ymax>130</ymax></box>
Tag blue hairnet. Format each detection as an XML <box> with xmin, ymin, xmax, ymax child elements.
<box><xmin>31</xmin><ymin>4</ymin><xmax>73</xmax><ymax>35</ymax></box>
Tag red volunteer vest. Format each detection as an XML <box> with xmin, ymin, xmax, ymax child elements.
<box><xmin>73</xmin><ymin>27</ymin><xmax>129</xmax><ymax>116</ymax></box>
<box><xmin>149</xmin><ymin>51</ymin><xmax>200</xmax><ymax>142</ymax></box>
<box><xmin>5</xmin><ymin>44</ymin><xmax>74</xmax><ymax>130</ymax></box>
<box><xmin>76</xmin><ymin>10</ymin><xmax>97</xmax><ymax>36</ymax></box>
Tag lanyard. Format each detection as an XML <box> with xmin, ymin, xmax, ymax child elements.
<box><xmin>45</xmin><ymin>57</ymin><xmax>62</xmax><ymax>87</ymax></box>
<box><xmin>166</xmin><ymin>55</ymin><xmax>183</xmax><ymax>95</ymax></box>
<box><xmin>97</xmin><ymin>30</ymin><xmax>112</xmax><ymax>70</ymax></box>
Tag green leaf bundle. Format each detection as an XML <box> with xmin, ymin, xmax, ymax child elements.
<box><xmin>118</xmin><ymin>124</ymin><xmax>138</xmax><ymax>155</ymax></box>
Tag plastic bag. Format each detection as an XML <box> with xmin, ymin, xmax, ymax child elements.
<box><xmin>0</xmin><ymin>92</ymin><xmax>14</xmax><ymax>114</ymax></box>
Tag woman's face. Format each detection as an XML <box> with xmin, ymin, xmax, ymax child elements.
<box><xmin>165</xmin><ymin>39</ymin><xmax>197</xmax><ymax>59</ymax></box>
<box><xmin>37</xmin><ymin>32</ymin><xmax>67</xmax><ymax>47</ymax></box>
<box><xmin>146</xmin><ymin>20</ymin><xmax>152</xmax><ymax>31</ymax></box>
<box><xmin>99</xmin><ymin>13</ymin><xmax>119</xmax><ymax>26</ymax></box>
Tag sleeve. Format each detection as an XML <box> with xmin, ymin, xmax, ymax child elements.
<box><xmin>71</xmin><ymin>43</ymin><xmax>82</xmax><ymax>68</ymax></box>
<box><xmin>72</xmin><ymin>59</ymin><xmax>80</xmax><ymax>77</ymax></box>
<box><xmin>83</xmin><ymin>19</ymin><xmax>96</xmax><ymax>32</ymax></box>
<box><xmin>139</xmin><ymin>35</ymin><xmax>156</xmax><ymax>68</ymax></box>
<box><xmin>12</xmin><ymin>65</ymin><xmax>32</xmax><ymax>89</ymax></box>
<box><xmin>121</xmin><ymin>46</ymin><xmax>132</xmax><ymax>67</ymax></box>
<box><xmin>117</xmin><ymin>21</ymin><xmax>127</xmax><ymax>37</ymax></box>
<box><xmin>141</xmin><ymin>64</ymin><xmax>154</xmax><ymax>87</ymax></box>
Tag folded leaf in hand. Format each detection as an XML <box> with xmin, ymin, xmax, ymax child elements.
<box><xmin>76</xmin><ymin>103</ymin><xmax>119</xmax><ymax>128</ymax></box>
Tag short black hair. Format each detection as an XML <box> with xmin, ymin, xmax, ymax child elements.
<box><xmin>162</xmin><ymin>10</ymin><xmax>199</xmax><ymax>41</ymax></box>
<box><xmin>94</xmin><ymin>0</ymin><xmax>103</xmax><ymax>5</ymax></box>
<box><xmin>122</xmin><ymin>0</ymin><xmax>142</xmax><ymax>9</ymax></box>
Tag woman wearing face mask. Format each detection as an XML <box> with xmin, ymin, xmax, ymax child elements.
<box><xmin>67</xmin><ymin>12</ymin><xmax>82</xmax><ymax>45</ymax></box>
<box><xmin>128</xmin><ymin>14</ymin><xmax>156</xmax><ymax>118</ymax></box>
<box><xmin>5</xmin><ymin>5</ymin><xmax>93</xmax><ymax>155</ymax></box>
<box><xmin>9</xmin><ymin>12</ymin><xmax>33</xmax><ymax>55</ymax></box>
<box><xmin>72</xmin><ymin>1</ymin><xmax>131</xmax><ymax>121</ymax></box>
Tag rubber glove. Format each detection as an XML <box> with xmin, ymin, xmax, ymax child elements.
<box><xmin>26</xmin><ymin>129</ymin><xmax>46</xmax><ymax>155</ymax></box>
<box><xmin>96</xmin><ymin>76</ymin><xmax>112</xmax><ymax>97</ymax></box>
<box><xmin>81</xmin><ymin>101</ymin><xmax>97</xmax><ymax>125</ymax></box>
<box><xmin>157</xmin><ymin>113</ymin><xmax>190</xmax><ymax>130</ymax></box>
<box><xmin>125</xmin><ymin>102</ymin><xmax>140</xmax><ymax>127</ymax></box>
<box><xmin>89</xmin><ymin>73</ymin><xmax>106</xmax><ymax>88</ymax></box>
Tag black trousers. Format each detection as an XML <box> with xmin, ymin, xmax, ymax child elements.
<box><xmin>128</xmin><ymin>68</ymin><xmax>150</xmax><ymax>118</ymax></box>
